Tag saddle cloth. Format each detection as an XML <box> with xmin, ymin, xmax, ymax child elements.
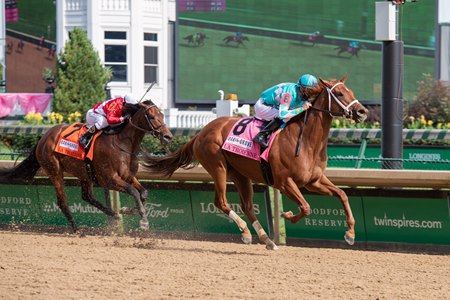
<box><xmin>221</xmin><ymin>117</ymin><xmax>279</xmax><ymax>162</ymax></box>
<box><xmin>54</xmin><ymin>122</ymin><xmax>101</xmax><ymax>160</ymax></box>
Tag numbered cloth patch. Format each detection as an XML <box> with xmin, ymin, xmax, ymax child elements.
<box><xmin>222</xmin><ymin>117</ymin><xmax>279</xmax><ymax>162</ymax></box>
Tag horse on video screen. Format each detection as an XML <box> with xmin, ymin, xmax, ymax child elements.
<box><xmin>183</xmin><ymin>32</ymin><xmax>207</xmax><ymax>47</ymax></box>
<box><xmin>298</xmin><ymin>31</ymin><xmax>324</xmax><ymax>46</ymax></box>
<box><xmin>335</xmin><ymin>42</ymin><xmax>365</xmax><ymax>58</ymax></box>
<box><xmin>223</xmin><ymin>35</ymin><xmax>249</xmax><ymax>47</ymax></box>
<box><xmin>142</xmin><ymin>75</ymin><xmax>368</xmax><ymax>250</ymax></box>
<box><xmin>0</xmin><ymin>100</ymin><xmax>173</xmax><ymax>232</ymax></box>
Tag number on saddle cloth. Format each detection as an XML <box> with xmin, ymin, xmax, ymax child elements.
<box><xmin>222</xmin><ymin>117</ymin><xmax>275</xmax><ymax>185</ymax></box>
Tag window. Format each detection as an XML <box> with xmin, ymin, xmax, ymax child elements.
<box><xmin>144</xmin><ymin>33</ymin><xmax>159</xmax><ymax>84</ymax></box>
<box><xmin>104</xmin><ymin>31</ymin><xmax>127</xmax><ymax>82</ymax></box>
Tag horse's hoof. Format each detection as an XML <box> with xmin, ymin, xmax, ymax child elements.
<box><xmin>281</xmin><ymin>211</ymin><xmax>293</xmax><ymax>220</ymax></box>
<box><xmin>265</xmin><ymin>240</ymin><xmax>279</xmax><ymax>251</ymax></box>
<box><xmin>119</xmin><ymin>207</ymin><xmax>129</xmax><ymax>214</ymax></box>
<box><xmin>344</xmin><ymin>232</ymin><xmax>355</xmax><ymax>245</ymax></box>
<box><xmin>139</xmin><ymin>219</ymin><xmax>149</xmax><ymax>230</ymax></box>
<box><xmin>241</xmin><ymin>233</ymin><xmax>252</xmax><ymax>245</ymax></box>
<box><xmin>120</xmin><ymin>207</ymin><xmax>138</xmax><ymax>215</ymax></box>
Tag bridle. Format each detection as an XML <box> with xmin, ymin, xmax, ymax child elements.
<box><xmin>113</xmin><ymin>104</ymin><xmax>168</xmax><ymax>156</ymax></box>
<box><xmin>127</xmin><ymin>104</ymin><xmax>166</xmax><ymax>139</ymax></box>
<box><xmin>294</xmin><ymin>82</ymin><xmax>360</xmax><ymax>157</ymax></box>
<box><xmin>310</xmin><ymin>82</ymin><xmax>360</xmax><ymax>118</ymax></box>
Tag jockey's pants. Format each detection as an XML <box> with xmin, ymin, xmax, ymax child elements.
<box><xmin>254</xmin><ymin>99</ymin><xmax>279</xmax><ymax>121</ymax></box>
<box><xmin>86</xmin><ymin>109</ymin><xmax>109</xmax><ymax>130</ymax></box>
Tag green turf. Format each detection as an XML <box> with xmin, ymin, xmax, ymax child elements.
<box><xmin>179</xmin><ymin>26</ymin><xmax>433</xmax><ymax>102</ymax></box>
<box><xmin>6</xmin><ymin>0</ymin><xmax>56</xmax><ymax>40</ymax></box>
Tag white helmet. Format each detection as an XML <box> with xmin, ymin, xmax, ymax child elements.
<box><xmin>124</xmin><ymin>94</ymin><xmax>139</xmax><ymax>105</ymax></box>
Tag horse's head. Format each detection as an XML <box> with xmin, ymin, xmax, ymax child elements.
<box><xmin>128</xmin><ymin>100</ymin><xmax>173</xmax><ymax>144</ymax></box>
<box><xmin>311</xmin><ymin>75</ymin><xmax>368</xmax><ymax>123</ymax></box>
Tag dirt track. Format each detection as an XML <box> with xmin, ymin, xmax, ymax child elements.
<box><xmin>0</xmin><ymin>230</ymin><xmax>449</xmax><ymax>300</ymax></box>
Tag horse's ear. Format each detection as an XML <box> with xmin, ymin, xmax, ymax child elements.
<box><xmin>319</xmin><ymin>78</ymin><xmax>329</xmax><ymax>87</ymax></box>
<box><xmin>340</xmin><ymin>73</ymin><xmax>349</xmax><ymax>83</ymax></box>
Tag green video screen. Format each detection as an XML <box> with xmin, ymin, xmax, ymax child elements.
<box><xmin>177</xmin><ymin>0</ymin><xmax>435</xmax><ymax>103</ymax></box>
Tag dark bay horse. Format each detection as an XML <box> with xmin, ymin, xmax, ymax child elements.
<box><xmin>183</xmin><ymin>32</ymin><xmax>207</xmax><ymax>47</ymax></box>
<box><xmin>335</xmin><ymin>44</ymin><xmax>364</xmax><ymax>58</ymax></box>
<box><xmin>298</xmin><ymin>31</ymin><xmax>324</xmax><ymax>46</ymax></box>
<box><xmin>142</xmin><ymin>75</ymin><xmax>368</xmax><ymax>250</ymax></box>
<box><xmin>223</xmin><ymin>35</ymin><xmax>249</xmax><ymax>47</ymax></box>
<box><xmin>0</xmin><ymin>100</ymin><xmax>173</xmax><ymax>232</ymax></box>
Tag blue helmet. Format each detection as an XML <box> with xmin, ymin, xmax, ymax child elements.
<box><xmin>297</xmin><ymin>74</ymin><xmax>318</xmax><ymax>88</ymax></box>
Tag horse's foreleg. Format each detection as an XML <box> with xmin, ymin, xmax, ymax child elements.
<box><xmin>279</xmin><ymin>178</ymin><xmax>311</xmax><ymax>223</ymax></box>
<box><xmin>305</xmin><ymin>175</ymin><xmax>355</xmax><ymax>245</ymax></box>
<box><xmin>229</xmin><ymin>170</ymin><xmax>278</xmax><ymax>250</ymax></box>
<box><xmin>130</xmin><ymin>177</ymin><xmax>148</xmax><ymax>203</ymax></box>
<box><xmin>80</xmin><ymin>180</ymin><xmax>120</xmax><ymax>219</ymax></box>
<box><xmin>109</xmin><ymin>175</ymin><xmax>149</xmax><ymax>230</ymax></box>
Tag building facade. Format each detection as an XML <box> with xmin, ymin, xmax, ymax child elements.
<box><xmin>56</xmin><ymin>0</ymin><xmax>176</xmax><ymax>108</ymax></box>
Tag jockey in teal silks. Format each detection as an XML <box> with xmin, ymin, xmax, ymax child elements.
<box><xmin>253</xmin><ymin>74</ymin><xmax>319</xmax><ymax>147</ymax></box>
<box><xmin>349</xmin><ymin>41</ymin><xmax>360</xmax><ymax>49</ymax></box>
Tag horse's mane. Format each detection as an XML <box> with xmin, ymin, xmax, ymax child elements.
<box><xmin>122</xmin><ymin>100</ymin><xmax>156</xmax><ymax>116</ymax></box>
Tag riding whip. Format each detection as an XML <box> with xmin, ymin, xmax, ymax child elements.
<box><xmin>138</xmin><ymin>81</ymin><xmax>156</xmax><ymax>103</ymax></box>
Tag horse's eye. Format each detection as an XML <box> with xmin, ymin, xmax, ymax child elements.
<box><xmin>336</xmin><ymin>92</ymin><xmax>343</xmax><ymax>97</ymax></box>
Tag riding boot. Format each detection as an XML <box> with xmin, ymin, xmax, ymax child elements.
<box><xmin>253</xmin><ymin>118</ymin><xmax>284</xmax><ymax>148</ymax></box>
<box><xmin>78</xmin><ymin>126</ymin><xmax>97</xmax><ymax>148</ymax></box>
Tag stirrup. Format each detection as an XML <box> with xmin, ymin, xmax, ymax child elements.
<box><xmin>78</xmin><ymin>136</ymin><xmax>91</xmax><ymax>148</ymax></box>
<box><xmin>254</xmin><ymin>133</ymin><xmax>269</xmax><ymax>148</ymax></box>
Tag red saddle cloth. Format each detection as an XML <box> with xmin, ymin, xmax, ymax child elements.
<box><xmin>221</xmin><ymin>117</ymin><xmax>279</xmax><ymax>162</ymax></box>
<box><xmin>54</xmin><ymin>122</ymin><xmax>101</xmax><ymax>160</ymax></box>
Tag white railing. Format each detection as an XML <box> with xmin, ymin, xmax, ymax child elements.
<box><xmin>101</xmin><ymin>0</ymin><xmax>129</xmax><ymax>11</ymax></box>
<box><xmin>143</xmin><ymin>0</ymin><xmax>161</xmax><ymax>12</ymax></box>
<box><xmin>164</xmin><ymin>108</ymin><xmax>216</xmax><ymax>128</ymax></box>
<box><xmin>65</xmin><ymin>0</ymin><xmax>87</xmax><ymax>11</ymax></box>
<box><xmin>163</xmin><ymin>101</ymin><xmax>250</xmax><ymax>128</ymax></box>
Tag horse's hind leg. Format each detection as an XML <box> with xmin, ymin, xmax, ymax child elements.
<box><xmin>305</xmin><ymin>175</ymin><xmax>355</xmax><ymax>245</ymax></box>
<box><xmin>48</xmin><ymin>174</ymin><xmax>78</xmax><ymax>232</ymax></box>
<box><xmin>229</xmin><ymin>169</ymin><xmax>278</xmax><ymax>250</ymax></box>
<box><xmin>198</xmin><ymin>154</ymin><xmax>252</xmax><ymax>243</ymax></box>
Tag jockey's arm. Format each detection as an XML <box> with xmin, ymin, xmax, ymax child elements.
<box><xmin>279</xmin><ymin>100</ymin><xmax>311</xmax><ymax>123</ymax></box>
<box><xmin>106</xmin><ymin>114</ymin><xmax>122</xmax><ymax>124</ymax></box>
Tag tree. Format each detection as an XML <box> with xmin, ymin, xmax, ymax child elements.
<box><xmin>53</xmin><ymin>28</ymin><xmax>111</xmax><ymax>118</ymax></box>
<box><xmin>408</xmin><ymin>73</ymin><xmax>450</xmax><ymax>125</ymax></box>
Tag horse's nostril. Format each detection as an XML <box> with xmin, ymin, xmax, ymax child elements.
<box><xmin>358</xmin><ymin>108</ymin><xmax>368</xmax><ymax>116</ymax></box>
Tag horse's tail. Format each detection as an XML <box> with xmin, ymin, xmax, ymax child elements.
<box><xmin>141</xmin><ymin>135</ymin><xmax>198</xmax><ymax>178</ymax></box>
<box><xmin>0</xmin><ymin>145</ymin><xmax>40</xmax><ymax>184</ymax></box>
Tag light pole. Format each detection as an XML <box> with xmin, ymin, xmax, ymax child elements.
<box><xmin>376</xmin><ymin>1</ymin><xmax>410</xmax><ymax>170</ymax></box>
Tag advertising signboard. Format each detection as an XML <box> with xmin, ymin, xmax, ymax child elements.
<box><xmin>0</xmin><ymin>185</ymin><xmax>41</xmax><ymax>224</ymax></box>
<box><xmin>190</xmin><ymin>190</ymin><xmax>269</xmax><ymax>234</ymax></box>
<box><xmin>37</xmin><ymin>186</ymin><xmax>108</xmax><ymax>227</ymax></box>
<box><xmin>283</xmin><ymin>194</ymin><xmax>366</xmax><ymax>241</ymax></box>
<box><xmin>364</xmin><ymin>196</ymin><xmax>450</xmax><ymax>245</ymax></box>
<box><xmin>120</xmin><ymin>190</ymin><xmax>194</xmax><ymax>232</ymax></box>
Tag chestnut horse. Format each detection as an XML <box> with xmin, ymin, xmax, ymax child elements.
<box><xmin>0</xmin><ymin>100</ymin><xmax>173</xmax><ymax>232</ymax></box>
<box><xmin>142</xmin><ymin>76</ymin><xmax>368</xmax><ymax>250</ymax></box>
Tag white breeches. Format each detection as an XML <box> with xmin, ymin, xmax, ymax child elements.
<box><xmin>254</xmin><ymin>99</ymin><xmax>279</xmax><ymax>121</ymax></box>
<box><xmin>86</xmin><ymin>109</ymin><xmax>108</xmax><ymax>130</ymax></box>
